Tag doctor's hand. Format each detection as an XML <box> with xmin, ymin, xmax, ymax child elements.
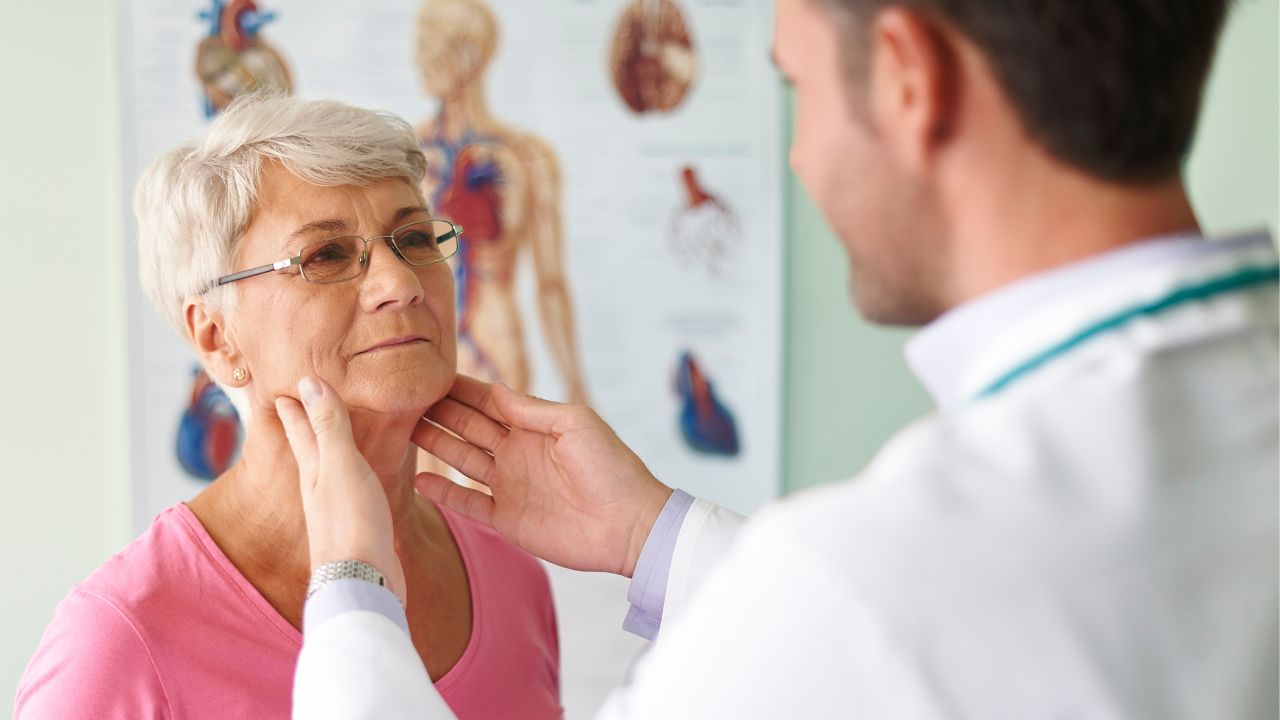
<box><xmin>414</xmin><ymin>375</ymin><xmax>673</xmax><ymax>578</ymax></box>
<box><xmin>277</xmin><ymin>376</ymin><xmax>407</xmax><ymax>603</ymax></box>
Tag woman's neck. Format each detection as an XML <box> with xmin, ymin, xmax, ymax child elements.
<box><xmin>191</xmin><ymin>404</ymin><xmax>428</xmax><ymax>591</ymax></box>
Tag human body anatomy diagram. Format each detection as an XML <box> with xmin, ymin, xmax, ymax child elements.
<box><xmin>416</xmin><ymin>0</ymin><xmax>589</xmax><ymax>403</ymax></box>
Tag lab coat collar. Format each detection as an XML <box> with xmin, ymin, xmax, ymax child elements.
<box><xmin>905</xmin><ymin>229</ymin><xmax>1278</xmax><ymax>413</ymax></box>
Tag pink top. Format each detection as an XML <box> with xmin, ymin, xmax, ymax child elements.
<box><xmin>16</xmin><ymin>503</ymin><xmax>561</xmax><ymax>719</ymax></box>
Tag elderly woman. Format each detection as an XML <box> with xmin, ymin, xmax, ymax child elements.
<box><xmin>16</xmin><ymin>95</ymin><xmax>561</xmax><ymax>718</ymax></box>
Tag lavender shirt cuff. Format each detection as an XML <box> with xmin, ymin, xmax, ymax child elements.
<box><xmin>303</xmin><ymin>578</ymin><xmax>410</xmax><ymax>637</ymax></box>
<box><xmin>622</xmin><ymin>489</ymin><xmax>696</xmax><ymax>640</ymax></box>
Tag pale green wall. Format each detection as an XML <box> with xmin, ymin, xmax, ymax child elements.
<box><xmin>1187</xmin><ymin>0</ymin><xmax>1280</xmax><ymax>237</ymax></box>
<box><xmin>782</xmin><ymin>0</ymin><xmax>1280</xmax><ymax>493</ymax></box>
<box><xmin>0</xmin><ymin>0</ymin><xmax>130</xmax><ymax>708</ymax></box>
<box><xmin>1</xmin><ymin>0</ymin><xmax>1276</xmax><ymax>707</ymax></box>
<box><xmin>781</xmin><ymin>145</ymin><xmax>932</xmax><ymax>493</ymax></box>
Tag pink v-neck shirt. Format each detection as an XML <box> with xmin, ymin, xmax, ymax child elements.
<box><xmin>16</xmin><ymin>503</ymin><xmax>562</xmax><ymax>719</ymax></box>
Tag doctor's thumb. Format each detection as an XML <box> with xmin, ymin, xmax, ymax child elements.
<box><xmin>276</xmin><ymin>395</ymin><xmax>318</xmax><ymax>482</ymax></box>
<box><xmin>296</xmin><ymin>376</ymin><xmax>354</xmax><ymax>447</ymax></box>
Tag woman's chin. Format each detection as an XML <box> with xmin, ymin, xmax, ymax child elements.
<box><xmin>345</xmin><ymin>367</ymin><xmax>454</xmax><ymax>416</ymax></box>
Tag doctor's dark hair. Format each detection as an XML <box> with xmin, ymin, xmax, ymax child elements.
<box><xmin>818</xmin><ymin>0</ymin><xmax>1233</xmax><ymax>184</ymax></box>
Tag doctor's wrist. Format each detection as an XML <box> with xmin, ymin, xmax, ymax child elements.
<box><xmin>623</xmin><ymin>482</ymin><xmax>676</xmax><ymax>578</ymax></box>
<box><xmin>308</xmin><ymin>559</ymin><xmax>396</xmax><ymax>601</ymax></box>
<box><xmin>309</xmin><ymin>544</ymin><xmax>406</xmax><ymax>605</ymax></box>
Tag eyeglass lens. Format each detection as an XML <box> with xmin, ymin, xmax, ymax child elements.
<box><xmin>297</xmin><ymin>219</ymin><xmax>459</xmax><ymax>284</ymax></box>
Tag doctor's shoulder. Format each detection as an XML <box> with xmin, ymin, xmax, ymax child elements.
<box><xmin>756</xmin><ymin>372</ymin><xmax>1222</xmax><ymax>603</ymax></box>
<box><xmin>727</xmin><ymin>413</ymin><xmax>1258</xmax><ymax>709</ymax></box>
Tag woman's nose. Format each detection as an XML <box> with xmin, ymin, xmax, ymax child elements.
<box><xmin>359</xmin><ymin>239</ymin><xmax>425</xmax><ymax>312</ymax></box>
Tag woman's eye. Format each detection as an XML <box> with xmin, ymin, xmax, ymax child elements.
<box><xmin>399</xmin><ymin>231</ymin><xmax>436</xmax><ymax>250</ymax></box>
<box><xmin>307</xmin><ymin>243</ymin><xmax>352</xmax><ymax>265</ymax></box>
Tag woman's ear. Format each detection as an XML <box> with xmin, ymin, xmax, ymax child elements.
<box><xmin>184</xmin><ymin>297</ymin><xmax>248</xmax><ymax>387</ymax></box>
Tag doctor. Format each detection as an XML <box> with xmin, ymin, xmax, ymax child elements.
<box><xmin>280</xmin><ymin>0</ymin><xmax>1278</xmax><ymax>716</ymax></box>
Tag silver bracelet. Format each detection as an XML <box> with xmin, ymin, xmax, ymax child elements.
<box><xmin>307</xmin><ymin>559</ymin><xmax>390</xmax><ymax>599</ymax></box>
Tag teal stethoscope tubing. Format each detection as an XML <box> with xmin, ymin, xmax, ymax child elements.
<box><xmin>976</xmin><ymin>263</ymin><xmax>1280</xmax><ymax>400</ymax></box>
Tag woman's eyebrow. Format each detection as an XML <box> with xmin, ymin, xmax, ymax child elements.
<box><xmin>283</xmin><ymin>218</ymin><xmax>349</xmax><ymax>251</ymax></box>
<box><xmin>390</xmin><ymin>206</ymin><xmax>432</xmax><ymax>224</ymax></box>
<box><xmin>279</xmin><ymin>207</ymin><xmax>431</xmax><ymax>254</ymax></box>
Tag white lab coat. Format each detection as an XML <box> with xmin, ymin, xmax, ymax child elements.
<box><xmin>295</xmin><ymin>232</ymin><xmax>1278</xmax><ymax>719</ymax></box>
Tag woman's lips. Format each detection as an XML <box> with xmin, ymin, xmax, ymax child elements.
<box><xmin>357</xmin><ymin>335</ymin><xmax>430</xmax><ymax>355</ymax></box>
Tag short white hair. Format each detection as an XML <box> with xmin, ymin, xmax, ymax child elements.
<box><xmin>135</xmin><ymin>93</ymin><xmax>428</xmax><ymax>336</ymax></box>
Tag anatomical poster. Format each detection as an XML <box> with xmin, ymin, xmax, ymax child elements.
<box><xmin>119</xmin><ymin>1</ymin><xmax>782</xmax><ymax>715</ymax></box>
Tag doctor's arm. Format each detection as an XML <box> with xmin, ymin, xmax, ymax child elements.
<box><xmin>276</xmin><ymin>377</ymin><xmax>449</xmax><ymax>718</ymax></box>
<box><xmin>294</xmin><ymin>512</ymin><xmax>861</xmax><ymax>720</ymax></box>
<box><xmin>281</xmin><ymin>375</ymin><xmax>746</xmax><ymax>717</ymax></box>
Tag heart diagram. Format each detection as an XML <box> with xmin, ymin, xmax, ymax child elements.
<box><xmin>194</xmin><ymin>0</ymin><xmax>292</xmax><ymax>118</ymax></box>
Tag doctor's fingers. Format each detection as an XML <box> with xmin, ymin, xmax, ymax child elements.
<box><xmin>425</xmin><ymin>397</ymin><xmax>509</xmax><ymax>453</ymax></box>
<box><xmin>447</xmin><ymin>375</ymin><xmax>510</xmax><ymax>426</ymax></box>
<box><xmin>412</xmin><ymin>421</ymin><xmax>498</xmax><ymax>487</ymax></box>
<box><xmin>276</xmin><ymin>397</ymin><xmax>319</xmax><ymax>481</ymax></box>
<box><xmin>491</xmin><ymin>382</ymin><xmax>580</xmax><ymax>436</ymax></box>
<box><xmin>290</xmin><ymin>376</ymin><xmax>362</xmax><ymax>466</ymax></box>
<box><xmin>414</xmin><ymin>472</ymin><xmax>496</xmax><ymax>528</ymax></box>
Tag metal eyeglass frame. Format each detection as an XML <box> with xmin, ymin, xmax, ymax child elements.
<box><xmin>214</xmin><ymin>219</ymin><xmax>464</xmax><ymax>287</ymax></box>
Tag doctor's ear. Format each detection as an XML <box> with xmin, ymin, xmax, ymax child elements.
<box><xmin>867</xmin><ymin>7</ymin><xmax>958</xmax><ymax>174</ymax></box>
<box><xmin>184</xmin><ymin>297</ymin><xmax>249</xmax><ymax>387</ymax></box>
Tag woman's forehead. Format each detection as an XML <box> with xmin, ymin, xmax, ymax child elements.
<box><xmin>258</xmin><ymin>166</ymin><xmax>420</xmax><ymax>219</ymax></box>
<box><xmin>245</xmin><ymin>169</ymin><xmax>425</xmax><ymax>250</ymax></box>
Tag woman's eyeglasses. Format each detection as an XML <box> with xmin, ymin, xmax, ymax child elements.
<box><xmin>213</xmin><ymin>219</ymin><xmax>463</xmax><ymax>287</ymax></box>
